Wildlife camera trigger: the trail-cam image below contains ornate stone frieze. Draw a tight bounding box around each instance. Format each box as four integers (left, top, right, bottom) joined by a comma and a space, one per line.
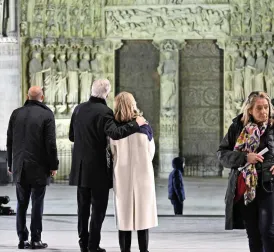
105, 0, 229, 6
20, 0, 103, 39
105, 6, 231, 39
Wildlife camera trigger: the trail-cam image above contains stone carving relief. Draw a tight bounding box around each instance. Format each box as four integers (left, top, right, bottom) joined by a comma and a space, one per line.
105, 0, 229, 5
254, 49, 266, 91
224, 41, 274, 132
20, 0, 103, 39
43, 51, 57, 110
265, 48, 274, 97
56, 52, 68, 110
243, 49, 255, 99
18, 0, 274, 176
25, 37, 119, 116
157, 40, 179, 117
79, 52, 92, 103
105, 6, 231, 38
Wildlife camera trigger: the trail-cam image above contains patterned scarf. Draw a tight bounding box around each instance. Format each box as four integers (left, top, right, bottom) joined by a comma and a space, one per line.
234, 121, 268, 205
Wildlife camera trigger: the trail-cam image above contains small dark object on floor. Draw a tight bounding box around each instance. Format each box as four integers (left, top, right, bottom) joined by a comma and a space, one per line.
0, 196, 15, 215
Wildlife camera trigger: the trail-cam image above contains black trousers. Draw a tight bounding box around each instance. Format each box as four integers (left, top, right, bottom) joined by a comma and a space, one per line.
239, 182, 274, 252
16, 182, 46, 242
171, 199, 184, 215
77, 186, 109, 250
119, 229, 149, 252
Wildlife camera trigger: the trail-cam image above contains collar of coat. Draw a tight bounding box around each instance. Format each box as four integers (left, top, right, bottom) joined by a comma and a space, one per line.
24, 100, 52, 112
89, 96, 107, 105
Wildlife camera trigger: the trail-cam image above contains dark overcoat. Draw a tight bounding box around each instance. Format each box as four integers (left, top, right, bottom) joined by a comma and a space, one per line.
217, 114, 274, 230
69, 96, 140, 189
6, 100, 59, 185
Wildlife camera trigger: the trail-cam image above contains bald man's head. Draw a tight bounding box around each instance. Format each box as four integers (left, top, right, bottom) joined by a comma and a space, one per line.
28, 86, 44, 102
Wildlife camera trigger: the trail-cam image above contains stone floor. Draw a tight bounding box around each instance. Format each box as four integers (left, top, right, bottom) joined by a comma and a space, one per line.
0, 216, 249, 252
0, 177, 228, 216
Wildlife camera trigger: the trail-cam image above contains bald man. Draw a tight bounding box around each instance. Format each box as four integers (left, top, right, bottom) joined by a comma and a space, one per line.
6, 86, 59, 249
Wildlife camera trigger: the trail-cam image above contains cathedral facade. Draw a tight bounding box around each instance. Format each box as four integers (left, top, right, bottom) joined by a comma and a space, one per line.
1, 0, 274, 178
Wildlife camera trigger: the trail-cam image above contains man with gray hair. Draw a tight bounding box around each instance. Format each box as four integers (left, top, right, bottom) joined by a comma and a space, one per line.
69, 79, 147, 252
7, 86, 59, 249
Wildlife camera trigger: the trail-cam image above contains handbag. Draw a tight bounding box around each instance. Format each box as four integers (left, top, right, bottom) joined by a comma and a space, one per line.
234, 172, 246, 203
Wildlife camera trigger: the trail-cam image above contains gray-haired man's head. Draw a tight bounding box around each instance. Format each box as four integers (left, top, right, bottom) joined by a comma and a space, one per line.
91, 79, 111, 100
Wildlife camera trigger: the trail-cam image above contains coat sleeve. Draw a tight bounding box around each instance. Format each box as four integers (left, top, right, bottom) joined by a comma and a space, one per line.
44, 112, 59, 171
173, 170, 185, 202
6, 111, 15, 171
103, 110, 140, 140
217, 123, 246, 168
110, 139, 117, 167
149, 138, 155, 160
69, 108, 76, 142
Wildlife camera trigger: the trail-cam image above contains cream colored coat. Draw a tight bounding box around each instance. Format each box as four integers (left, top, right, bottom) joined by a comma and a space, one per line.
110, 133, 158, 231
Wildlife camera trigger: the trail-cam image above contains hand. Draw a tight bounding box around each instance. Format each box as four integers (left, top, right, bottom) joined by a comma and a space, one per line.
7, 168, 12, 176
270, 166, 274, 175
247, 153, 264, 164
50, 170, 57, 177
136, 116, 148, 126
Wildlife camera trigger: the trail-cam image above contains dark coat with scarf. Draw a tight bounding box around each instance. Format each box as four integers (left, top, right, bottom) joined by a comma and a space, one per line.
217, 114, 274, 230
6, 100, 59, 185
69, 96, 140, 190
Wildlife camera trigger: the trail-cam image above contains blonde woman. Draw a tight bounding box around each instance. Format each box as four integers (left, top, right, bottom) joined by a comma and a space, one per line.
217, 91, 274, 252
110, 92, 158, 252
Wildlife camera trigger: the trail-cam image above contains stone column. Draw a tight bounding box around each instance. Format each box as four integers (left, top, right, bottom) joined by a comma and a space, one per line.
153, 39, 184, 178
9, 0, 16, 34
0, 38, 20, 150
99, 39, 123, 109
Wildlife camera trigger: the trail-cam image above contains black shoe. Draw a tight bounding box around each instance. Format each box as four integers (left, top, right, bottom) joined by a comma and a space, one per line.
89, 247, 106, 252
31, 241, 48, 249
18, 241, 30, 249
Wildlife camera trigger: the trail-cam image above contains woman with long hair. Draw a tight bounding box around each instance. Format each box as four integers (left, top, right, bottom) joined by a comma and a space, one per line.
217, 91, 274, 252
110, 92, 158, 252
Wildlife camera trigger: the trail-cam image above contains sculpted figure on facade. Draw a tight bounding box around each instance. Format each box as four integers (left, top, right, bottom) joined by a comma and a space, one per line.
231, 5, 241, 34
242, 8, 251, 34
46, 25, 57, 38
67, 52, 79, 107
233, 50, 245, 103
33, 8, 43, 23
254, 49, 266, 91
97, 40, 114, 73
157, 51, 177, 112
56, 53, 68, 108
29, 51, 44, 88
70, 6, 81, 37
79, 53, 92, 103
46, 10, 56, 28
262, 9, 272, 33
33, 22, 44, 37
221, 10, 230, 35
243, 50, 255, 99
57, 6, 68, 37
43, 52, 57, 107
91, 53, 103, 79
20, 22, 28, 37
265, 48, 274, 96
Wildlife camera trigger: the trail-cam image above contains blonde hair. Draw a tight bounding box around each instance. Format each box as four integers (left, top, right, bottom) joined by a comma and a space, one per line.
241, 91, 273, 125
114, 92, 142, 122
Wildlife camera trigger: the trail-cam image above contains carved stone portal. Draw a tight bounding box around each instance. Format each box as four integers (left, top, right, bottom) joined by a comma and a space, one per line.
179, 40, 223, 176
17, 0, 274, 178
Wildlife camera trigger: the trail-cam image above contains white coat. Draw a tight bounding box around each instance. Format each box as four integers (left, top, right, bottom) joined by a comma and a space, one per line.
110, 132, 158, 231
